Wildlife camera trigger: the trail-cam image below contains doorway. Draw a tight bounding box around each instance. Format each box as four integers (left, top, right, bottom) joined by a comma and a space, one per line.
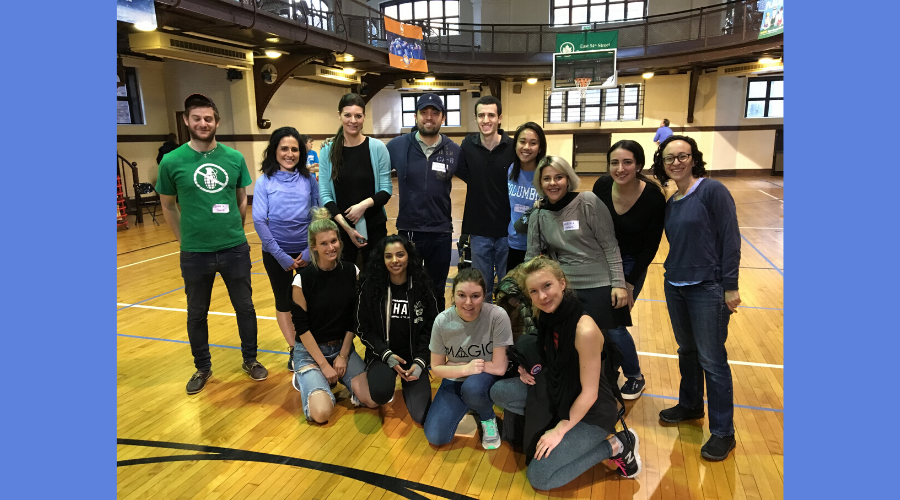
572, 133, 611, 174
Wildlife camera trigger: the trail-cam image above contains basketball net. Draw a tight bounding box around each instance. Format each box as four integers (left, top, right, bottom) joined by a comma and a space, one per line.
574, 77, 592, 100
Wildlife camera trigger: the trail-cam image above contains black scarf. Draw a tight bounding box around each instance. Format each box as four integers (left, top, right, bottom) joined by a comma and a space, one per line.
537, 293, 583, 420
544, 191, 577, 212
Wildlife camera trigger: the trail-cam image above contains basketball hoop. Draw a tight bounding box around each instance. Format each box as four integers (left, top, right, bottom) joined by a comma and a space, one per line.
574, 77, 592, 100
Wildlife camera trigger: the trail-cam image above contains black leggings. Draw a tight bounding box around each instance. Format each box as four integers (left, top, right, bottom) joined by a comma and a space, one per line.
261, 251, 302, 312
366, 358, 432, 424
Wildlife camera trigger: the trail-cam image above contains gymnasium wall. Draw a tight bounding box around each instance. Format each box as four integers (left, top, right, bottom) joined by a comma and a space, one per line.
117, 56, 780, 194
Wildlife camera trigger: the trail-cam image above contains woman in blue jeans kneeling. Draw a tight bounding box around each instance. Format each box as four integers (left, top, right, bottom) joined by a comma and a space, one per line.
591, 140, 665, 399
425, 268, 513, 450
650, 135, 741, 462
290, 208, 377, 423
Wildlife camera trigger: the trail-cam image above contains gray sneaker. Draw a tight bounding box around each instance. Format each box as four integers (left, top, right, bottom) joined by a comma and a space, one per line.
242, 360, 268, 381
186, 370, 212, 395
480, 417, 501, 450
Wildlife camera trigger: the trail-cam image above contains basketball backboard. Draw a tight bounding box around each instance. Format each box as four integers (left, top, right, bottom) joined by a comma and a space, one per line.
552, 48, 617, 91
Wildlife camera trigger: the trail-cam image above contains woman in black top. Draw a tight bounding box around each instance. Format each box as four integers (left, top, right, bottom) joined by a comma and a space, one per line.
318, 93, 393, 268
290, 208, 378, 424
490, 256, 641, 490
356, 235, 440, 424
591, 140, 666, 400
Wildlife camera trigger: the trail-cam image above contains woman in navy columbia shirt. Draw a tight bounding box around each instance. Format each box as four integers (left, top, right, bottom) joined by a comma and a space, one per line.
650, 135, 741, 463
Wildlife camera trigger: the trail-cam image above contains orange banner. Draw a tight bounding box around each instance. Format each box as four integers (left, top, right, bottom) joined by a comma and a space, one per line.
384, 16, 428, 72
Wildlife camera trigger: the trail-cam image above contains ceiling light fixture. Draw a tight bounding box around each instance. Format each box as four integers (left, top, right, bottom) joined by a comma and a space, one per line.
526, 77, 538, 84
134, 22, 157, 32
642, 72, 654, 79
759, 57, 775, 64
265, 37, 280, 43
423, 75, 436, 82
265, 49, 285, 58
343, 67, 357, 75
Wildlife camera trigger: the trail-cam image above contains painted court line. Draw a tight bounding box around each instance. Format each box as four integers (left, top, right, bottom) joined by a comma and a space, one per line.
118, 232, 256, 270
757, 189, 781, 201
115, 332, 785, 413
117, 251, 180, 270
740, 233, 784, 277
117, 303, 782, 369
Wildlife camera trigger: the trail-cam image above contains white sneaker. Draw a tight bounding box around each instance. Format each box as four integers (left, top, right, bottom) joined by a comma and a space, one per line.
480, 417, 501, 450
350, 394, 363, 407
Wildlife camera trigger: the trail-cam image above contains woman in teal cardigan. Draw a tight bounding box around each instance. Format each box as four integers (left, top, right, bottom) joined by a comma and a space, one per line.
318, 93, 393, 268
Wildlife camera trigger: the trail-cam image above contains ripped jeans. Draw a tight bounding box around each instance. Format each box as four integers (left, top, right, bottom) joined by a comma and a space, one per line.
292, 342, 366, 420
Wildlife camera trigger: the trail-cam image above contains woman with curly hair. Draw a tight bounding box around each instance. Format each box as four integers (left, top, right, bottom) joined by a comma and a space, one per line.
355, 235, 441, 424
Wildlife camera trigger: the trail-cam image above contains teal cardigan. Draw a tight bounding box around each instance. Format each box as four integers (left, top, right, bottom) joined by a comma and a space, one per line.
318, 137, 393, 217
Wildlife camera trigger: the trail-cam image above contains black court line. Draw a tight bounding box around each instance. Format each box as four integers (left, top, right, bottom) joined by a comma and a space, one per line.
117, 239, 178, 256
117, 438, 477, 500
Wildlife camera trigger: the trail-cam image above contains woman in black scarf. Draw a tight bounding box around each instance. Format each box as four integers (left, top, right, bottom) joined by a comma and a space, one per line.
490, 256, 642, 490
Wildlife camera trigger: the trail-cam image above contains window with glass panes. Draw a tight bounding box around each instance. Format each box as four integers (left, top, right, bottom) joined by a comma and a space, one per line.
381, 1, 460, 36
745, 76, 783, 118
117, 67, 144, 125
547, 84, 640, 123
401, 92, 461, 128
551, 0, 646, 26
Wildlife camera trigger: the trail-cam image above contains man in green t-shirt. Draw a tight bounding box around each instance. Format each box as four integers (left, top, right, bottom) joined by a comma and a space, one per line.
156, 93, 268, 395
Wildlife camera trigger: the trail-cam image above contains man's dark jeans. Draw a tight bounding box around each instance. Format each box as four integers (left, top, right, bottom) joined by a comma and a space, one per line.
180, 241, 258, 370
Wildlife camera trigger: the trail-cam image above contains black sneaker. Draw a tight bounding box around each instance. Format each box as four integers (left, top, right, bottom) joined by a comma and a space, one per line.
608, 429, 642, 478
659, 404, 705, 423
621, 377, 645, 400
701, 434, 736, 461
242, 360, 268, 381
186, 370, 212, 395
287, 346, 294, 371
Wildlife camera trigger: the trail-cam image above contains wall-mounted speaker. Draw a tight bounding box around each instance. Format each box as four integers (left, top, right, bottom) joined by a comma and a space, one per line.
513, 83, 523, 94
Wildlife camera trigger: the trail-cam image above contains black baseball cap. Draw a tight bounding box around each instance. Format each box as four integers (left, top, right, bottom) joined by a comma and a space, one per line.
416, 93, 445, 114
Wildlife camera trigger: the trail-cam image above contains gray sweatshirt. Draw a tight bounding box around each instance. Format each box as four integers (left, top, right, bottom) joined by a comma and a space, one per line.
525, 191, 626, 290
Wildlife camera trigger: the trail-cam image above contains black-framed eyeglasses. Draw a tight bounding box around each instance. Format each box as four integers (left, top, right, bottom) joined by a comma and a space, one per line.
663, 153, 692, 165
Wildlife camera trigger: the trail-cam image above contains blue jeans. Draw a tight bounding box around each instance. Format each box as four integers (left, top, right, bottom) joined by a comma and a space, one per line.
608, 256, 647, 379
180, 241, 257, 371
469, 236, 509, 303
664, 280, 735, 437
292, 342, 366, 420
401, 230, 451, 311
423, 372, 499, 445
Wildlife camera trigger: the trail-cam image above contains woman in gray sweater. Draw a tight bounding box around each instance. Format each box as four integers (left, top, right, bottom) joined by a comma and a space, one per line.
525, 156, 630, 333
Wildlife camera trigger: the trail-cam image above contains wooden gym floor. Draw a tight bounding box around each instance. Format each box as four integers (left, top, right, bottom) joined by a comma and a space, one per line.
117, 175, 784, 500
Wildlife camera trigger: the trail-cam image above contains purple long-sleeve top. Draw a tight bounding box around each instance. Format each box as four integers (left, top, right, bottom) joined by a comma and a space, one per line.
252, 169, 320, 269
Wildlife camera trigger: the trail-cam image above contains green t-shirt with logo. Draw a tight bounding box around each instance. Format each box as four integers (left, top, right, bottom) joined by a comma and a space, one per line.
156, 143, 252, 252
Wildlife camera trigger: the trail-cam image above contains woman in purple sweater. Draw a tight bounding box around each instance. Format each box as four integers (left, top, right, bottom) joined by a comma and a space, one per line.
253, 127, 320, 370
649, 135, 741, 462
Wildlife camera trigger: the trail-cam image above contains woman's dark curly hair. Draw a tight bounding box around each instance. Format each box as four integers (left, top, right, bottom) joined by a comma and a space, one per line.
360, 234, 433, 299
260, 126, 310, 178
649, 134, 707, 184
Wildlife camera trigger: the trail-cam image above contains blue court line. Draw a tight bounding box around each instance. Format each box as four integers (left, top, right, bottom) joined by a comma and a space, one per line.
117, 286, 184, 312
116, 333, 784, 413
117, 333, 287, 355
641, 392, 783, 413
740, 233, 784, 277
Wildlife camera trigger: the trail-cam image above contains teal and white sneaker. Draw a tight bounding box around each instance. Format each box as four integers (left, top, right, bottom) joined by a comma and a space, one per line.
480, 417, 501, 450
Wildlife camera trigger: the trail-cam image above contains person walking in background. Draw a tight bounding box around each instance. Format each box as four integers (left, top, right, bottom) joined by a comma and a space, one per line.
654, 119, 673, 146
459, 96, 517, 302
591, 140, 665, 400
300, 134, 319, 174
387, 93, 465, 310
253, 126, 320, 372
156, 93, 268, 395
319, 93, 393, 269
156, 133, 179, 165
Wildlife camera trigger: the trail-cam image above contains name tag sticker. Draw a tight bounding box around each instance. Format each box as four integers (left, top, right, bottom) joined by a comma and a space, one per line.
514, 204, 529, 213
432, 162, 447, 172
212, 204, 230, 214
563, 220, 579, 231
